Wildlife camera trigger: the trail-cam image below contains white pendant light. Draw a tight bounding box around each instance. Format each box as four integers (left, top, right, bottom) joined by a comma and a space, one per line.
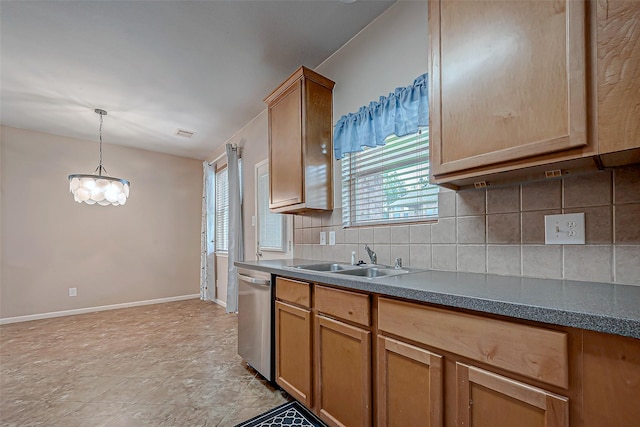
68, 109, 130, 206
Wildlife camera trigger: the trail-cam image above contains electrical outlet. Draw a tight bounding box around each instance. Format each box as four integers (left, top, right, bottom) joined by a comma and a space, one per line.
329, 231, 336, 246
544, 213, 585, 244
69, 288, 77, 297
320, 231, 327, 246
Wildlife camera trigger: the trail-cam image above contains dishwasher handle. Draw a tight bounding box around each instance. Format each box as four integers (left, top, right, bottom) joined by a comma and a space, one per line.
238, 273, 270, 286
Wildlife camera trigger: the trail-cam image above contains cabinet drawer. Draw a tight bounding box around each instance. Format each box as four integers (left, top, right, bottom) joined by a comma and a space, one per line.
315, 286, 370, 327
378, 298, 568, 388
276, 277, 311, 308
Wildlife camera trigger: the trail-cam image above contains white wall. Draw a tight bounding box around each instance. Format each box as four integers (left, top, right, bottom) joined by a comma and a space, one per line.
316, 0, 429, 208
1, 126, 203, 319
316, 1, 429, 122
216, 1, 428, 262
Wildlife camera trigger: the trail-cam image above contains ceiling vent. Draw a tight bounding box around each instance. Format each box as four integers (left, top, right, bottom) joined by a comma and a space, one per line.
175, 129, 195, 139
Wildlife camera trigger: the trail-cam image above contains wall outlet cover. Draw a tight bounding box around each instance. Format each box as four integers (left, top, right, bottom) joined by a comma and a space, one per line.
320, 231, 327, 246
329, 231, 336, 245
544, 213, 586, 244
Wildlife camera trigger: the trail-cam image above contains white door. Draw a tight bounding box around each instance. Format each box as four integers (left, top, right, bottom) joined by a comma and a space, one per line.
255, 160, 293, 260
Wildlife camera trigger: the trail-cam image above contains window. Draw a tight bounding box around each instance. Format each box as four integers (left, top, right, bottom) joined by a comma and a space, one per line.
215, 167, 229, 253
341, 128, 438, 227
257, 163, 286, 252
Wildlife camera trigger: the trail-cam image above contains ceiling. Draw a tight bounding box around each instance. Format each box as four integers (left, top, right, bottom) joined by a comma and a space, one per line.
1, 0, 394, 160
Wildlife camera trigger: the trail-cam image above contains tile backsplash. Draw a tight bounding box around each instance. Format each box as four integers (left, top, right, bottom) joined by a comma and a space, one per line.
293, 166, 640, 286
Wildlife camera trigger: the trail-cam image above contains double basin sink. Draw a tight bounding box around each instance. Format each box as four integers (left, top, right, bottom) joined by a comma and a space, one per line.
287, 262, 417, 279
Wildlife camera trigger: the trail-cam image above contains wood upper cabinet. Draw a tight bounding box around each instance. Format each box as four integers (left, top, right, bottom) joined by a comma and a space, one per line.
265, 66, 335, 213
429, 0, 592, 188
596, 0, 640, 165
377, 335, 443, 427
457, 364, 569, 427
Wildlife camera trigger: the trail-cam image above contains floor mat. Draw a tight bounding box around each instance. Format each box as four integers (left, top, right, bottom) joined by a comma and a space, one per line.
234, 401, 326, 427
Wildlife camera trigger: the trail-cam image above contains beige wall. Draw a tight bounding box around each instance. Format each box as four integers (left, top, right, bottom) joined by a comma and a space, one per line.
1, 126, 203, 319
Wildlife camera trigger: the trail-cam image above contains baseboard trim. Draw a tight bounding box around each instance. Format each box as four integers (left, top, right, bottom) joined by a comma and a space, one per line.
0, 294, 200, 325
212, 298, 227, 308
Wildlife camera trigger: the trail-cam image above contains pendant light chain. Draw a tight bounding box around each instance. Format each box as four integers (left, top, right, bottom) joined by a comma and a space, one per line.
98, 111, 103, 175
95, 108, 108, 176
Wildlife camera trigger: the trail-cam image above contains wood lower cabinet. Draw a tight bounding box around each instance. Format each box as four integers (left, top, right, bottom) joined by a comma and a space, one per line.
273, 277, 639, 427
377, 298, 569, 389
378, 297, 571, 427
582, 330, 640, 427
274, 277, 314, 408
315, 315, 371, 427
274, 301, 312, 406
377, 335, 443, 427
457, 364, 569, 427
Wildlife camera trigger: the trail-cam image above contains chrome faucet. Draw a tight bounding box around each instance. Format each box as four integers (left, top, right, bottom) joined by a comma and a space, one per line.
364, 244, 377, 265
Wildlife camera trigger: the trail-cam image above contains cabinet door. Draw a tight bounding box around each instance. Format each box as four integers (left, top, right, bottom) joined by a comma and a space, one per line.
430, 0, 587, 179
275, 300, 312, 407
377, 335, 443, 427
582, 330, 640, 427
596, 0, 640, 156
269, 81, 303, 209
457, 363, 569, 427
316, 315, 371, 427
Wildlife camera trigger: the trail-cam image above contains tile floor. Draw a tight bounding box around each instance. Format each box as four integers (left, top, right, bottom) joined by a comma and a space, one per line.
0, 299, 287, 426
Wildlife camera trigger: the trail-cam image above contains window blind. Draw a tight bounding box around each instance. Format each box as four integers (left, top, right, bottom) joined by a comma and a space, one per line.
341, 128, 438, 227
258, 172, 285, 251
215, 167, 229, 252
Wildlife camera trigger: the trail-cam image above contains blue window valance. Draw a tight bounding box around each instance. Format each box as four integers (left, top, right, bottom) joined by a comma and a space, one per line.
333, 73, 429, 160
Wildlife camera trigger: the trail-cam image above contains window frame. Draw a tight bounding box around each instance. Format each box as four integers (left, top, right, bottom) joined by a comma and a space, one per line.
341, 127, 438, 228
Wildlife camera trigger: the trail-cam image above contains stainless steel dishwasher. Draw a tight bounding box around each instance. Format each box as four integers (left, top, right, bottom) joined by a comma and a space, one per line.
237, 268, 272, 381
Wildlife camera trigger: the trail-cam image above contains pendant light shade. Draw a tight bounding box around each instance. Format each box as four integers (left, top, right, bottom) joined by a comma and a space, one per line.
68, 109, 130, 206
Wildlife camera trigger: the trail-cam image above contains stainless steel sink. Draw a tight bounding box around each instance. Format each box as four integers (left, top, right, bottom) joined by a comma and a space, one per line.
289, 263, 359, 272
333, 267, 411, 278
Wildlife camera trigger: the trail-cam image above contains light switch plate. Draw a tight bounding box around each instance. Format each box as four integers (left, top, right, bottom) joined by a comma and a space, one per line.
320, 231, 327, 246
544, 213, 585, 244
329, 231, 336, 245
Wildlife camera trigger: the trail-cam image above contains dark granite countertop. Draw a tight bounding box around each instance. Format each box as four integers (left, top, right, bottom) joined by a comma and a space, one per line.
236, 258, 640, 339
